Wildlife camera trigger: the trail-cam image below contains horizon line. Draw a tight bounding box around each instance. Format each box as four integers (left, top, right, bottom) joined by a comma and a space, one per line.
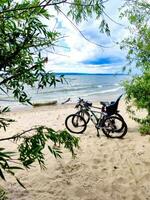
55, 72, 128, 75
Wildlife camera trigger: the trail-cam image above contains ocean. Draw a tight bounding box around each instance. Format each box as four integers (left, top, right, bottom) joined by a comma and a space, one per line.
0, 74, 130, 109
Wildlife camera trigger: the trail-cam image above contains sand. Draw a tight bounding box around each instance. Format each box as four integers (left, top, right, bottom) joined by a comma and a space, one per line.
0, 100, 150, 200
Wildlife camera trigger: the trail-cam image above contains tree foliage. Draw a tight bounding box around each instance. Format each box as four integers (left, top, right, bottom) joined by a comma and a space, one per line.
0, 0, 109, 102
0, 0, 109, 187
0, 127, 79, 187
120, 0, 150, 134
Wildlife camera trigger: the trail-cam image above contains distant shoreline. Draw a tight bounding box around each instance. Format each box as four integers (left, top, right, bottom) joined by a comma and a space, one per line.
55, 72, 128, 76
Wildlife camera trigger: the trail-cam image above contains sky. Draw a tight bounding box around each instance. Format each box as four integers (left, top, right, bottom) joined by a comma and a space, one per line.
45, 0, 130, 74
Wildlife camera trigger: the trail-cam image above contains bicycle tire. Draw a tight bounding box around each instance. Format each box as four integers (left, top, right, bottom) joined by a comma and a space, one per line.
112, 113, 127, 132
114, 113, 124, 121
65, 114, 87, 134
75, 110, 90, 124
102, 116, 128, 138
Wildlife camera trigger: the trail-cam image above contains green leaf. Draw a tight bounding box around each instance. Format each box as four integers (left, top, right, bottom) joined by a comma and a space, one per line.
8, 166, 23, 170
0, 169, 5, 181
16, 177, 26, 189
1, 107, 10, 113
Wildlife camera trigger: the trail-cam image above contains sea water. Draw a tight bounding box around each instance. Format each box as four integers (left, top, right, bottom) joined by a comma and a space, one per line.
0, 74, 130, 108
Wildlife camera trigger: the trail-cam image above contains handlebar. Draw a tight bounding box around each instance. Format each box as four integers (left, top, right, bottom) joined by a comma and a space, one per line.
75, 98, 92, 108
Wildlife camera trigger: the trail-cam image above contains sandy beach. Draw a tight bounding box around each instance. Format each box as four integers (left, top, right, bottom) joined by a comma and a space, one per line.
0, 100, 150, 200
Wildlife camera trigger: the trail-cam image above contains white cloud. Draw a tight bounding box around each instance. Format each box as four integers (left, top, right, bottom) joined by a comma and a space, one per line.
45, 0, 128, 74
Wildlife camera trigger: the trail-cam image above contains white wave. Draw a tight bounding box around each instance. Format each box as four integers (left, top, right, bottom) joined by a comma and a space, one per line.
99, 87, 123, 94
80, 87, 123, 97
97, 85, 102, 88
114, 83, 120, 86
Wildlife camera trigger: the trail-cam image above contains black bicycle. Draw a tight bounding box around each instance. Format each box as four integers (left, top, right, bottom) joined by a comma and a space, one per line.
65, 95, 128, 138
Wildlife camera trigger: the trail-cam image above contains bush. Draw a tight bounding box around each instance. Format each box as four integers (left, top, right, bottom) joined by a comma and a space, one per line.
120, 1, 150, 134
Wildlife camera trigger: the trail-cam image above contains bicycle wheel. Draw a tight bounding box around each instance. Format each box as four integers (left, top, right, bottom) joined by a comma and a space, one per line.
65, 114, 87, 134
75, 110, 90, 124
112, 113, 127, 132
102, 116, 127, 138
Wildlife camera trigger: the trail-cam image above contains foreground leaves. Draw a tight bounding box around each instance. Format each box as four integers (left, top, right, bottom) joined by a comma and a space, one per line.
0, 127, 79, 187
18, 127, 79, 169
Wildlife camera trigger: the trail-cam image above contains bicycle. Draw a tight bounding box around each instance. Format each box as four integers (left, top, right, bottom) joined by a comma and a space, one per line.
65, 95, 128, 138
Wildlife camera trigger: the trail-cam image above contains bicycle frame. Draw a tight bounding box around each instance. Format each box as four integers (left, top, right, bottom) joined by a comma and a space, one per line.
76, 103, 106, 127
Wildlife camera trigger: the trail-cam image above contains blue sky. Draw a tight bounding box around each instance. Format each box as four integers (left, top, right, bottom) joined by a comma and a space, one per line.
45, 0, 129, 74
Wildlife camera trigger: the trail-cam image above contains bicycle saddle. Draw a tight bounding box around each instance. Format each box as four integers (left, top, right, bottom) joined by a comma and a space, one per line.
100, 101, 109, 106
